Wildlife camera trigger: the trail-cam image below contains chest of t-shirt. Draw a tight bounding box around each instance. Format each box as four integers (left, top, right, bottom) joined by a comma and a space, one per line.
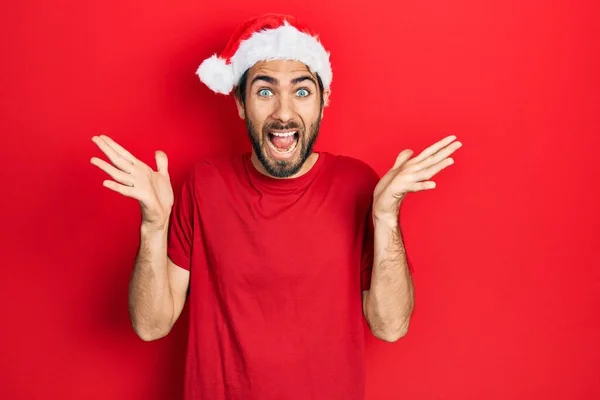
198, 188, 364, 298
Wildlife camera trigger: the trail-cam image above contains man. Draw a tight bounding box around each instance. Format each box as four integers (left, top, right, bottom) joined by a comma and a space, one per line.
90, 13, 461, 400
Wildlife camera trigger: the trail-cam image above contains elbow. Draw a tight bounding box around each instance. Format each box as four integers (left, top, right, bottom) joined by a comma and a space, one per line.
135, 329, 168, 342
363, 293, 414, 343
131, 320, 172, 342
371, 320, 410, 343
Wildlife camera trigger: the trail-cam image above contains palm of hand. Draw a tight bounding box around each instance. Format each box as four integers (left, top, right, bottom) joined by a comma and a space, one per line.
91, 135, 174, 228
373, 135, 462, 218
139, 165, 174, 226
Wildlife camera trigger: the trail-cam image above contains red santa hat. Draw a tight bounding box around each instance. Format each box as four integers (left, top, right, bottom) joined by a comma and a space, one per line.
196, 13, 332, 95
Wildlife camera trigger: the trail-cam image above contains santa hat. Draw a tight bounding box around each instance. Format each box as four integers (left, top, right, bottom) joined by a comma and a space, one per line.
196, 13, 332, 95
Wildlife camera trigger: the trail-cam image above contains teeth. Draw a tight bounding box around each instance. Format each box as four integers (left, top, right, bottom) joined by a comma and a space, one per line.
271, 131, 296, 137
268, 136, 298, 154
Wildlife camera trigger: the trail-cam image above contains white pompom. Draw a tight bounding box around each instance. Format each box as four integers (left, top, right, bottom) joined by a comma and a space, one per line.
196, 55, 235, 95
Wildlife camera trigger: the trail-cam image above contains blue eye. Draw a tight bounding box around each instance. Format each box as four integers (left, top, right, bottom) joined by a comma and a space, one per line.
296, 89, 310, 97
258, 89, 273, 97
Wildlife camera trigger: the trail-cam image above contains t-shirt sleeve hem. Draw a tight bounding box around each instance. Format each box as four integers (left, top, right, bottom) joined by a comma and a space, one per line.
168, 246, 191, 271
361, 267, 372, 292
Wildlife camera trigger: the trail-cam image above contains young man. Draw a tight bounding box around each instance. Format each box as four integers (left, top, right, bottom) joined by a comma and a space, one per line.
90, 13, 461, 400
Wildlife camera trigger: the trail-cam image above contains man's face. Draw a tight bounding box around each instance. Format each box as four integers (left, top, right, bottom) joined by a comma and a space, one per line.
235, 60, 330, 178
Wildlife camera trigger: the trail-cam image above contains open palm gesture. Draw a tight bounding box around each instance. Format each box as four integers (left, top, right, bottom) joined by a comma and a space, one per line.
90, 135, 174, 228
373, 135, 462, 219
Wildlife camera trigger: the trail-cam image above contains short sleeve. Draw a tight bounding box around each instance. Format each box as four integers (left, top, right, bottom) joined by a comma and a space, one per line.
359, 162, 379, 292
167, 167, 196, 271
360, 207, 375, 292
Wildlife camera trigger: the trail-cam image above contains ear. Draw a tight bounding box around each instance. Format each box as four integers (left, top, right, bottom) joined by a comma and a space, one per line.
321, 89, 331, 118
234, 89, 245, 120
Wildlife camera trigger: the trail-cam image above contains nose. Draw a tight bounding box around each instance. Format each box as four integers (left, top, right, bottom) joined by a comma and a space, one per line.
271, 95, 294, 123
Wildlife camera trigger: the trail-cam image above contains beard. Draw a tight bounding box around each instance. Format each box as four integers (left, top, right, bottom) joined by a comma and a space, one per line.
245, 113, 322, 178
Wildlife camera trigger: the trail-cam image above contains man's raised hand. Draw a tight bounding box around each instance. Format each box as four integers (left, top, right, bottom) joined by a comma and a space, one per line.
373, 135, 462, 220
90, 135, 174, 229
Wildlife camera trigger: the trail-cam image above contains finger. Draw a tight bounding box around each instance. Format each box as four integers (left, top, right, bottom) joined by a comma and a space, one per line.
377, 149, 414, 190
92, 136, 135, 173
392, 149, 413, 169
91, 157, 135, 187
413, 140, 462, 172
98, 135, 139, 164
415, 157, 455, 181
102, 180, 138, 198
155, 150, 169, 176
412, 181, 436, 191
410, 135, 458, 164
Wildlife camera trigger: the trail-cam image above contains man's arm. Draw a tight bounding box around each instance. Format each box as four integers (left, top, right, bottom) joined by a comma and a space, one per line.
129, 223, 190, 341
362, 215, 414, 343
89, 134, 191, 342
363, 135, 461, 342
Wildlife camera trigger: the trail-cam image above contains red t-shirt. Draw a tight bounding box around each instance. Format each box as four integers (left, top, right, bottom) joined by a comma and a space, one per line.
167, 150, 379, 400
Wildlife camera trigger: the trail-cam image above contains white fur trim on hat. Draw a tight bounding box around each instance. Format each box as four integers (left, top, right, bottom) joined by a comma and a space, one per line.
197, 21, 332, 94
196, 55, 236, 95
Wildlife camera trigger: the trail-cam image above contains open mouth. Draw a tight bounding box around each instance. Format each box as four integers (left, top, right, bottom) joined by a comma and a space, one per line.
267, 130, 299, 156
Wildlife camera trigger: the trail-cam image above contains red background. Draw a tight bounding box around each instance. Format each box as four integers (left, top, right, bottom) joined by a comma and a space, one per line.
2, 0, 599, 399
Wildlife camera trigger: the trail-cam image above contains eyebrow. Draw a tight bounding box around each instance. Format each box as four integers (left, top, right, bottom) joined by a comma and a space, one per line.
250, 75, 278, 86
291, 75, 317, 87
250, 75, 317, 87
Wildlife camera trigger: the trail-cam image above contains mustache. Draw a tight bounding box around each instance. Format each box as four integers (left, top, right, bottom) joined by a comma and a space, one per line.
263, 120, 303, 132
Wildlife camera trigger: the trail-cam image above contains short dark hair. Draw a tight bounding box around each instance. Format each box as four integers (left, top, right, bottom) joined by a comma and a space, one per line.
234, 68, 325, 109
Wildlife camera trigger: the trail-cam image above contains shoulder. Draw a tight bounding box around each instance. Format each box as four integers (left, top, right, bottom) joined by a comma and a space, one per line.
171, 154, 243, 202
182, 153, 244, 184
322, 152, 380, 188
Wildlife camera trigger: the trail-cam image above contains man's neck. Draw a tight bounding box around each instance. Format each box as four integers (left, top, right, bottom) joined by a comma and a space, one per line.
250, 151, 320, 179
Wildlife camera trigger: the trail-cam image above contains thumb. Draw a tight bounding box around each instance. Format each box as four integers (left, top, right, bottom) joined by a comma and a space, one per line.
393, 149, 413, 169
155, 150, 169, 175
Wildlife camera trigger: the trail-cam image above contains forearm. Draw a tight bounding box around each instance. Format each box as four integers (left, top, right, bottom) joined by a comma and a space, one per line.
364, 214, 414, 342
128, 222, 175, 341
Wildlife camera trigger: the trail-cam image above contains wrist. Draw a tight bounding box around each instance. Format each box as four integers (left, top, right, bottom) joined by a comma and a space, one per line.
373, 212, 399, 230
140, 220, 169, 235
